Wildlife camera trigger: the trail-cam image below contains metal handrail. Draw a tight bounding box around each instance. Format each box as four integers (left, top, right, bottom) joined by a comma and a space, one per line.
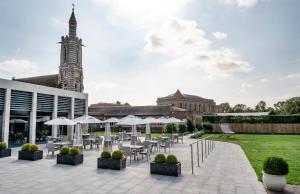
190, 135, 215, 174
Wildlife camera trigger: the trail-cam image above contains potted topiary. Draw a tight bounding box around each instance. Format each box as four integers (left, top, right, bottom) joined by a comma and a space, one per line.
150, 154, 181, 176
98, 150, 126, 170
262, 157, 289, 191
18, 144, 43, 161
0, 142, 11, 158
57, 147, 83, 165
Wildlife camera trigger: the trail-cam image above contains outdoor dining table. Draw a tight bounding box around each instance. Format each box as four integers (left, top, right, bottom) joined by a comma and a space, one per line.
53, 141, 71, 148
122, 144, 143, 160
83, 137, 95, 149
148, 140, 159, 152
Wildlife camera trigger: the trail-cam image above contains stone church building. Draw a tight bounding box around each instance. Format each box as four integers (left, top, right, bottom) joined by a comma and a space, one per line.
13, 7, 84, 92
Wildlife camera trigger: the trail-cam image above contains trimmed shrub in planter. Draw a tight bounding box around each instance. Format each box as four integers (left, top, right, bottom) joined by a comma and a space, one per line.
57, 147, 83, 166
98, 150, 126, 170
0, 142, 11, 158
18, 144, 43, 161
150, 154, 181, 177
262, 157, 289, 191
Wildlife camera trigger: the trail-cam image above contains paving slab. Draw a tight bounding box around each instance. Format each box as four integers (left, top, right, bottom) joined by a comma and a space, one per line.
0, 137, 266, 194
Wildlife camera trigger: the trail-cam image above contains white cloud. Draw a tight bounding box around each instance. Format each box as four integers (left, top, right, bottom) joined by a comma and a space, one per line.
281, 72, 300, 80
144, 17, 253, 78
50, 17, 66, 27
240, 82, 254, 93
222, 0, 258, 8
213, 32, 227, 40
0, 59, 38, 79
93, 0, 193, 27
260, 78, 269, 83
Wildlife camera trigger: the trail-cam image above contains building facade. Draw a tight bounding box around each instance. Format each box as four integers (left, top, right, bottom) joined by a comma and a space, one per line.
0, 8, 88, 146
157, 89, 223, 114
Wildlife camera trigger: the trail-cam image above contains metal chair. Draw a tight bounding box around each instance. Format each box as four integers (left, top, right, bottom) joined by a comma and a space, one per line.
46, 141, 58, 157
160, 140, 171, 153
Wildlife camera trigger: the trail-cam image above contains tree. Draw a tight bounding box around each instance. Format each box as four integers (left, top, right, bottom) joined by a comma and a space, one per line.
178, 123, 187, 134
220, 102, 231, 113
164, 123, 178, 133
274, 101, 285, 113
281, 97, 300, 115
186, 118, 195, 133
232, 104, 247, 112
255, 101, 267, 112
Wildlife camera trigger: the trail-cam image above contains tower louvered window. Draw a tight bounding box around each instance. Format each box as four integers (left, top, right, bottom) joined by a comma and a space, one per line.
37, 93, 54, 113
10, 90, 32, 111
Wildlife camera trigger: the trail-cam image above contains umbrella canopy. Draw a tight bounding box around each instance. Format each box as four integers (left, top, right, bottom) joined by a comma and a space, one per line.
73, 115, 102, 124
157, 117, 171, 124
104, 123, 112, 141
143, 117, 159, 124
117, 115, 144, 126
103, 117, 119, 123
168, 117, 183, 123
10, 119, 28, 124
45, 117, 76, 126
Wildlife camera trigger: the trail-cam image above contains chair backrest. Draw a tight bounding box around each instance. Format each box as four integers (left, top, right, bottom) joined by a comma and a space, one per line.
165, 140, 170, 148
46, 142, 55, 151
118, 142, 123, 149
121, 147, 131, 156
144, 141, 150, 149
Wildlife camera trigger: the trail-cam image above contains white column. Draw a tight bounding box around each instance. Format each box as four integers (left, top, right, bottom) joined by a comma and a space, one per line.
68, 97, 75, 140
2, 89, 11, 144
29, 92, 37, 144
52, 95, 58, 137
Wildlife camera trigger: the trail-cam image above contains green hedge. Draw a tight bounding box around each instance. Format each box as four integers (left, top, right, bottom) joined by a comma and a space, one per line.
203, 115, 300, 124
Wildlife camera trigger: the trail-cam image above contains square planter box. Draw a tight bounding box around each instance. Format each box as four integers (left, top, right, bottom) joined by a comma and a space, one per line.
18, 150, 43, 161
150, 162, 181, 177
0, 149, 11, 158
98, 157, 126, 170
57, 154, 83, 165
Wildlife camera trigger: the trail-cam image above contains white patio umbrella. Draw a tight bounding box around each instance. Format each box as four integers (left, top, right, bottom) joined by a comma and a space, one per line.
44, 117, 76, 137
73, 123, 83, 146
103, 117, 119, 123
168, 117, 183, 123
73, 115, 102, 124
117, 115, 144, 136
104, 123, 112, 141
45, 117, 76, 125
143, 117, 159, 135
36, 116, 51, 123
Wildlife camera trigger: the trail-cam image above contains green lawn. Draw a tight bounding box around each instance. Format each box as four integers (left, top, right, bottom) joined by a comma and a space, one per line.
205, 134, 300, 185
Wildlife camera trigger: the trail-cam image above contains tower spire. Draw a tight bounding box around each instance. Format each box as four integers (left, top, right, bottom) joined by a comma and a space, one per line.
69, 4, 77, 37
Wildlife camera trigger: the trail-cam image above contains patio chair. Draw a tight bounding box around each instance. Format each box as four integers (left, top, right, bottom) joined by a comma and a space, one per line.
94, 137, 103, 150
46, 141, 59, 157
118, 142, 123, 150
139, 145, 151, 161
177, 134, 184, 143
160, 140, 171, 153
121, 147, 134, 163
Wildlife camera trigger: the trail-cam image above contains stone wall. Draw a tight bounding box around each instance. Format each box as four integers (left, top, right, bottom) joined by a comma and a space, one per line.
212, 123, 300, 134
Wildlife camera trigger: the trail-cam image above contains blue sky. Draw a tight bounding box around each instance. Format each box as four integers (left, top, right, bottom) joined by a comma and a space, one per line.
0, 0, 299, 107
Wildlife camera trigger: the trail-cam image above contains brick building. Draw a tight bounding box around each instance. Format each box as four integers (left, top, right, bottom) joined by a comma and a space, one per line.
157, 89, 223, 114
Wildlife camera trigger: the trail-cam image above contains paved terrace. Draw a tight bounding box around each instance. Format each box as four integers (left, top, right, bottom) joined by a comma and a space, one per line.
0, 137, 266, 194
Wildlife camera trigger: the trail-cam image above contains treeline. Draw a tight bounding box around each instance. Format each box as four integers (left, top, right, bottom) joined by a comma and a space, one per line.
220, 97, 300, 115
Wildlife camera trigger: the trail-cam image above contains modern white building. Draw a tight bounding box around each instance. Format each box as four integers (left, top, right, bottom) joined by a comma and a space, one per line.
0, 78, 88, 146
0, 7, 88, 146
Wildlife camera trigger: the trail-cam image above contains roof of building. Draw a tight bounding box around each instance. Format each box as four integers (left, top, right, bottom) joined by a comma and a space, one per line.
13, 74, 59, 88
157, 89, 214, 102
89, 105, 187, 117
89, 101, 131, 108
